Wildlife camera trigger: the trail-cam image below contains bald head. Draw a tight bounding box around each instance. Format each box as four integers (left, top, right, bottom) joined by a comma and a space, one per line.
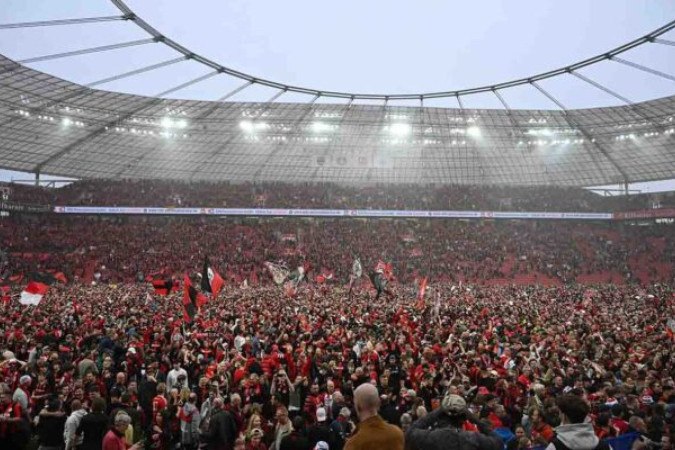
354, 383, 380, 421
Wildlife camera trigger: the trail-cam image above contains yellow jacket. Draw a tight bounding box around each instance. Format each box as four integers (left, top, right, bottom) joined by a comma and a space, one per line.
344, 415, 404, 450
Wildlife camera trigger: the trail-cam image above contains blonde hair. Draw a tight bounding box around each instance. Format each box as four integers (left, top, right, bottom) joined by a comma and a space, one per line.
246, 413, 263, 433
179, 387, 191, 403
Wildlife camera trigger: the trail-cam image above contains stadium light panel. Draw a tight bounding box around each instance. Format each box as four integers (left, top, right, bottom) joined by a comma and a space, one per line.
240, 120, 254, 132
466, 126, 481, 137
311, 121, 335, 133
240, 120, 268, 132
160, 117, 187, 129
62, 117, 72, 127
389, 123, 411, 136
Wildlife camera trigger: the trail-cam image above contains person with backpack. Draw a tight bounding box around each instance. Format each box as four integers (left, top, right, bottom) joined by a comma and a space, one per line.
546, 395, 610, 450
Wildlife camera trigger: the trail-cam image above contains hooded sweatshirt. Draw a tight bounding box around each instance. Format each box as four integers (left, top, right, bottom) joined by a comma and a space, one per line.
545, 423, 603, 450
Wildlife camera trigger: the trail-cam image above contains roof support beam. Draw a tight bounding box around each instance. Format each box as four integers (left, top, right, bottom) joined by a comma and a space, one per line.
18, 38, 157, 65
571, 71, 669, 135
0, 15, 127, 29
216, 81, 255, 102
570, 71, 633, 104
86, 56, 188, 87
154, 70, 220, 98
530, 80, 629, 183
265, 89, 287, 104
34, 71, 221, 173
0, 57, 188, 130
455, 94, 465, 110
610, 56, 675, 82
108, 0, 675, 101
653, 37, 675, 46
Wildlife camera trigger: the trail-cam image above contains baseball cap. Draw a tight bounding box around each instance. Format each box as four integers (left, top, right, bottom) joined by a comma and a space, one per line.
315, 442, 329, 450
441, 394, 467, 415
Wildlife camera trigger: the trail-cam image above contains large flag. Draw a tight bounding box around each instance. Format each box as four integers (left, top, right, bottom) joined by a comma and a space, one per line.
263, 262, 290, 286
201, 257, 224, 299
348, 258, 362, 296
416, 277, 428, 310
182, 276, 206, 323
20, 281, 49, 306
374, 260, 394, 279
351, 258, 363, 279
29, 272, 57, 286
151, 278, 174, 296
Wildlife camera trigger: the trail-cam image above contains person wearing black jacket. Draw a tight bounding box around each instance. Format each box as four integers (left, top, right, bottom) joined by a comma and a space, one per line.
405, 394, 502, 450
201, 398, 238, 450
37, 397, 67, 450
307, 407, 331, 448
77, 397, 109, 450
280, 416, 312, 450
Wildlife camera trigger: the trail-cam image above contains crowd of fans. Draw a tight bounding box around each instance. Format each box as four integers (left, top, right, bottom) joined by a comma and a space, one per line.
0, 281, 672, 450
1, 216, 673, 287
4, 180, 671, 212
0, 180, 673, 450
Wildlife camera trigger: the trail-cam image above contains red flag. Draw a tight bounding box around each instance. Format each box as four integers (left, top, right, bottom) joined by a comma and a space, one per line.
202, 258, 224, 299
416, 277, 428, 310
20, 281, 49, 306
53, 272, 68, 284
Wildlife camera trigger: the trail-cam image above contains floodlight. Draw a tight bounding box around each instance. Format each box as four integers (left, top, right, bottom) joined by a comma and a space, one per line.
311, 122, 334, 133
62, 117, 72, 127
389, 123, 411, 136
239, 120, 254, 132
466, 126, 481, 137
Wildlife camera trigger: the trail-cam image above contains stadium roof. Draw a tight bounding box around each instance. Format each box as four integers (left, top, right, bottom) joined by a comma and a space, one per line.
0, 5, 674, 186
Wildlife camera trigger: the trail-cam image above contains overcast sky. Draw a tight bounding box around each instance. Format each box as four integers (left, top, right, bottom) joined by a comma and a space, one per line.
1, 0, 674, 108
0, 1, 674, 188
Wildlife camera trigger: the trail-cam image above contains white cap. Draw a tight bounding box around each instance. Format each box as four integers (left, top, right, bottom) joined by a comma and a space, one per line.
316, 407, 327, 422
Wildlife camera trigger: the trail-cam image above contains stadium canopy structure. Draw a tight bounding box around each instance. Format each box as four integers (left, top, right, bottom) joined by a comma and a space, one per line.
0, 2, 674, 186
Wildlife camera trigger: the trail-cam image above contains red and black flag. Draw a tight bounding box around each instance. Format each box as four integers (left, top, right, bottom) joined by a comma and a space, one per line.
151, 277, 175, 296
183, 275, 206, 323
29, 272, 57, 285
201, 257, 224, 299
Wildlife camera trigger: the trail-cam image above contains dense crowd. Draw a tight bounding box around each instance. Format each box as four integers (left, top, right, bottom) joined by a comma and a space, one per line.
4, 180, 671, 212
0, 282, 673, 450
1, 216, 673, 287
